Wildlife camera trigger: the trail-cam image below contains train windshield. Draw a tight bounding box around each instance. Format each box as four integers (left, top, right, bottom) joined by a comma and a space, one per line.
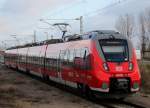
99, 39, 129, 62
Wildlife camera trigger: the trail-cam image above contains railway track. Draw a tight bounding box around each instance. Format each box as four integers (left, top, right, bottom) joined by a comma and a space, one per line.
8, 68, 146, 108
83, 95, 146, 108
95, 99, 146, 108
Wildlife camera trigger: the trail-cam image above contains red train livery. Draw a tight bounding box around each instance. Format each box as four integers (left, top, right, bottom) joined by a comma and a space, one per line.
4, 30, 141, 99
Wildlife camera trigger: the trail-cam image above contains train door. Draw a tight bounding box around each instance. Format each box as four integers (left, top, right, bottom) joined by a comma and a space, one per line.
80, 47, 90, 84
16, 48, 19, 69
57, 50, 65, 84
26, 47, 30, 72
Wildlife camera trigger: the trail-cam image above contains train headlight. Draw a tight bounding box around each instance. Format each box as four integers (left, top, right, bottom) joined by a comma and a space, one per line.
103, 62, 109, 71
129, 62, 133, 71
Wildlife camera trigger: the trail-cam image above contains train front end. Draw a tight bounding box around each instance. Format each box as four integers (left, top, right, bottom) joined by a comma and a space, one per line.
90, 31, 141, 98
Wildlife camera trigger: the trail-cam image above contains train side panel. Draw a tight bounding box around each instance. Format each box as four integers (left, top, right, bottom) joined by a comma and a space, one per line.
26, 46, 45, 77
17, 48, 28, 71
5, 49, 18, 68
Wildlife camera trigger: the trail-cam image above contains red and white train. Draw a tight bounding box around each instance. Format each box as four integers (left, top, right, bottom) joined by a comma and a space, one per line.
4, 30, 141, 99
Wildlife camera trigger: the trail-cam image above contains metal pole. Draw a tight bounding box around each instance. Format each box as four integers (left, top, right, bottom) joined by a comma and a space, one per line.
14, 37, 20, 46
2, 41, 6, 49
33, 30, 36, 43
44, 32, 49, 40
80, 16, 83, 34
51, 35, 53, 39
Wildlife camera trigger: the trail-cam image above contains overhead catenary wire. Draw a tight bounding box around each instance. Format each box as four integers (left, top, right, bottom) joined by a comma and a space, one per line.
44, 0, 86, 18
44, 0, 131, 34
45, 0, 128, 20
10, 0, 132, 46
83, 0, 129, 18
39, 0, 130, 28
46, 0, 129, 19
83, 0, 137, 30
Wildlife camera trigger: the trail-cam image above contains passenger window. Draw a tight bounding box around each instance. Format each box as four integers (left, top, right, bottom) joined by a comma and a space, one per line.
46, 57, 49, 70
48, 57, 51, 70
67, 50, 70, 62
61, 50, 68, 65
64, 50, 68, 62
68, 49, 74, 66
69, 50, 74, 62
75, 49, 81, 58
80, 48, 91, 70
54, 56, 57, 72
84, 48, 91, 70
40, 57, 42, 66
80, 49, 85, 59
74, 49, 81, 69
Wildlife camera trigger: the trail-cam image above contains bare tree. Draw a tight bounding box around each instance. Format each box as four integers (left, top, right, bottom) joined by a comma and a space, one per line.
145, 8, 150, 51
139, 13, 146, 57
145, 8, 150, 34
115, 14, 134, 39
148, 43, 150, 51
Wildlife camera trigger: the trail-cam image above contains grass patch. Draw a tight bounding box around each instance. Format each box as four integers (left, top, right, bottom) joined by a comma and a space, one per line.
0, 85, 17, 108
15, 100, 33, 108
0, 84, 16, 94
146, 64, 150, 71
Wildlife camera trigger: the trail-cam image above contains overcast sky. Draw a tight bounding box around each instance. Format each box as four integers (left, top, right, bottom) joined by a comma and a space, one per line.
0, 0, 150, 47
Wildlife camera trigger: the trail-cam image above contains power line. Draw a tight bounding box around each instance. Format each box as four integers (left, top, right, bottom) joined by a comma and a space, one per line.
35, 0, 131, 38
46, 0, 129, 19
45, 0, 85, 18
83, 0, 129, 17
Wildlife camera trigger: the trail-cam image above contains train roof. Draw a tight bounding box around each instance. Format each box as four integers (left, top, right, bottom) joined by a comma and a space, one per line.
7, 39, 63, 50
82, 30, 127, 40
7, 30, 128, 50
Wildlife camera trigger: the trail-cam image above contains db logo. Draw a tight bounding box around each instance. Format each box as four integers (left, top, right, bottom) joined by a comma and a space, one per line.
116, 66, 123, 71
